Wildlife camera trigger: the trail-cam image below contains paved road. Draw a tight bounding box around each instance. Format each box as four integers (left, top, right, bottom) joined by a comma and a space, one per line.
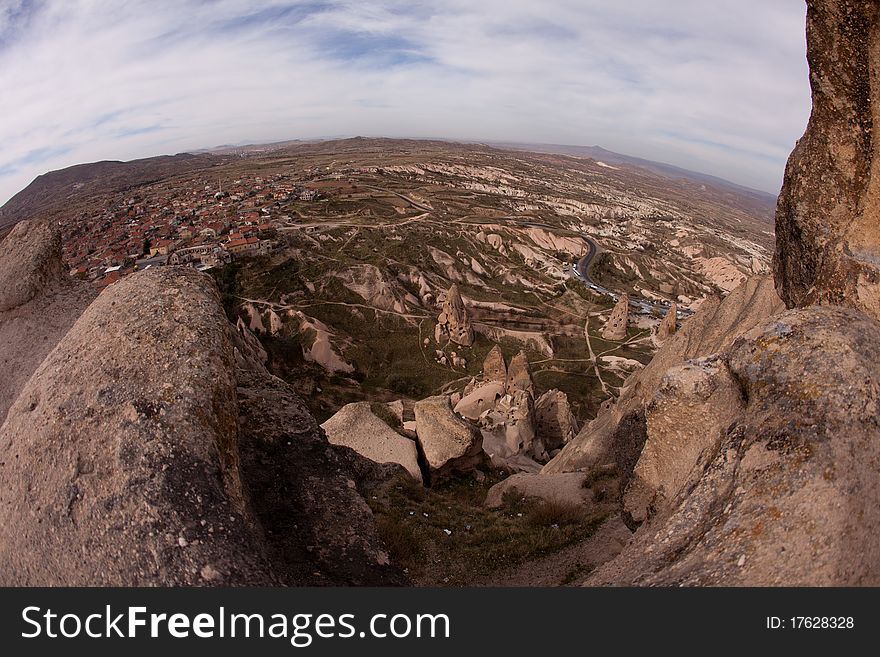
567, 232, 689, 319
515, 221, 676, 316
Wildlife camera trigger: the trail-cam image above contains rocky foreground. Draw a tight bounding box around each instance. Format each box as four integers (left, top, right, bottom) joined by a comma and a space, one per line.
0, 223, 406, 585
1, 0, 880, 587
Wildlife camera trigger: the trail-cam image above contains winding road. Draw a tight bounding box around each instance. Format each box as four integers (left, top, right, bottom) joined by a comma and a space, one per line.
569, 232, 688, 318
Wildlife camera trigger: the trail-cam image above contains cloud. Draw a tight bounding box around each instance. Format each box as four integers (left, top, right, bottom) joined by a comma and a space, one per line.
0, 0, 810, 204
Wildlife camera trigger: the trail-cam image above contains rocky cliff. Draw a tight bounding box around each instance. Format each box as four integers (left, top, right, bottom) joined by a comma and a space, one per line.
545, 275, 784, 475
590, 307, 880, 585
774, 0, 880, 318
571, 0, 880, 585
0, 219, 96, 424
0, 246, 405, 585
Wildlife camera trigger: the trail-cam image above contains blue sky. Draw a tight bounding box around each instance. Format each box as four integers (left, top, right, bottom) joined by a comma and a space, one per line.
0, 0, 811, 204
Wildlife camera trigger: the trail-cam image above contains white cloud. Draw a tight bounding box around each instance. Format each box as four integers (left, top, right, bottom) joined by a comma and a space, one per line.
0, 0, 810, 204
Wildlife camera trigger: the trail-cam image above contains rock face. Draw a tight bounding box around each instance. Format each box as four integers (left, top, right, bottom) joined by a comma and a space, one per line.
546, 275, 784, 474
321, 402, 422, 483
235, 367, 407, 586
482, 344, 507, 382
434, 283, 474, 346
534, 389, 579, 453
601, 294, 629, 340
590, 307, 880, 585
0, 219, 95, 424
414, 395, 484, 483
0, 267, 405, 585
774, 0, 880, 320
656, 302, 677, 341
0, 219, 65, 311
622, 357, 743, 525
505, 349, 534, 396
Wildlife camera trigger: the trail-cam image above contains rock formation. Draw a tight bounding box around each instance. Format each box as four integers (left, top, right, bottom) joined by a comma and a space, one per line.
0, 267, 405, 586
622, 357, 743, 525
321, 402, 422, 483
454, 381, 505, 420
571, 3, 880, 585
434, 283, 474, 346
656, 302, 677, 341
485, 472, 595, 509
413, 395, 484, 483
456, 348, 551, 470
546, 275, 783, 474
534, 389, 579, 453
482, 344, 507, 382
590, 307, 880, 585
0, 219, 65, 311
505, 349, 534, 396
601, 294, 629, 340
0, 219, 95, 424
774, 0, 880, 321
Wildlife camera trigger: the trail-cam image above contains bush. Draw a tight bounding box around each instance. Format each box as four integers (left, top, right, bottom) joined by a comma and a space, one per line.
525, 499, 590, 528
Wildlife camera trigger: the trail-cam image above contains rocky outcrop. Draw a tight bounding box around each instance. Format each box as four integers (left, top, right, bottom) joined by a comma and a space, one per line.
590, 307, 880, 585
545, 275, 783, 474
601, 294, 628, 340
534, 389, 579, 453
434, 283, 474, 346
0, 267, 405, 585
656, 302, 677, 341
414, 395, 484, 483
774, 0, 880, 320
482, 344, 507, 382
622, 357, 743, 525
485, 472, 593, 508
0, 219, 65, 312
321, 402, 422, 483
0, 219, 95, 424
505, 349, 534, 396
454, 381, 505, 420
235, 367, 407, 586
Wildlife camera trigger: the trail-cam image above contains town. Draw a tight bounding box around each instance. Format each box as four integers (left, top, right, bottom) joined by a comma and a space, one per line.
61, 169, 323, 289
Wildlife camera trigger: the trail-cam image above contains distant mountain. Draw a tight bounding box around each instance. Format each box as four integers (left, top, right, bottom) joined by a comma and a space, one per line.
489, 141, 778, 218
0, 153, 217, 229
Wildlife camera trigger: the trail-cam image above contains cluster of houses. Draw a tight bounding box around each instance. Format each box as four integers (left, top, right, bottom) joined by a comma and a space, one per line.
60, 172, 322, 290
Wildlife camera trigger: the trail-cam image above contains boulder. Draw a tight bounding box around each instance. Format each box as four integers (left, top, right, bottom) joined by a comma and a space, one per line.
656, 302, 677, 341
485, 472, 593, 508
482, 344, 507, 382
0, 219, 65, 312
534, 389, 579, 452
235, 372, 407, 586
414, 395, 484, 484
589, 307, 880, 585
774, 0, 880, 321
0, 219, 95, 424
622, 357, 744, 525
0, 268, 272, 585
601, 294, 629, 340
434, 283, 474, 346
321, 402, 422, 483
0, 267, 405, 586
454, 381, 505, 421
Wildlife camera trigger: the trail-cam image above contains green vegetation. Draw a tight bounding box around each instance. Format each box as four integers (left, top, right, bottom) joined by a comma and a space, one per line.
369, 474, 606, 585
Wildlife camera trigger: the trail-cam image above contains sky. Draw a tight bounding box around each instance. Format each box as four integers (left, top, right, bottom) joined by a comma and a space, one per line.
0, 0, 811, 205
